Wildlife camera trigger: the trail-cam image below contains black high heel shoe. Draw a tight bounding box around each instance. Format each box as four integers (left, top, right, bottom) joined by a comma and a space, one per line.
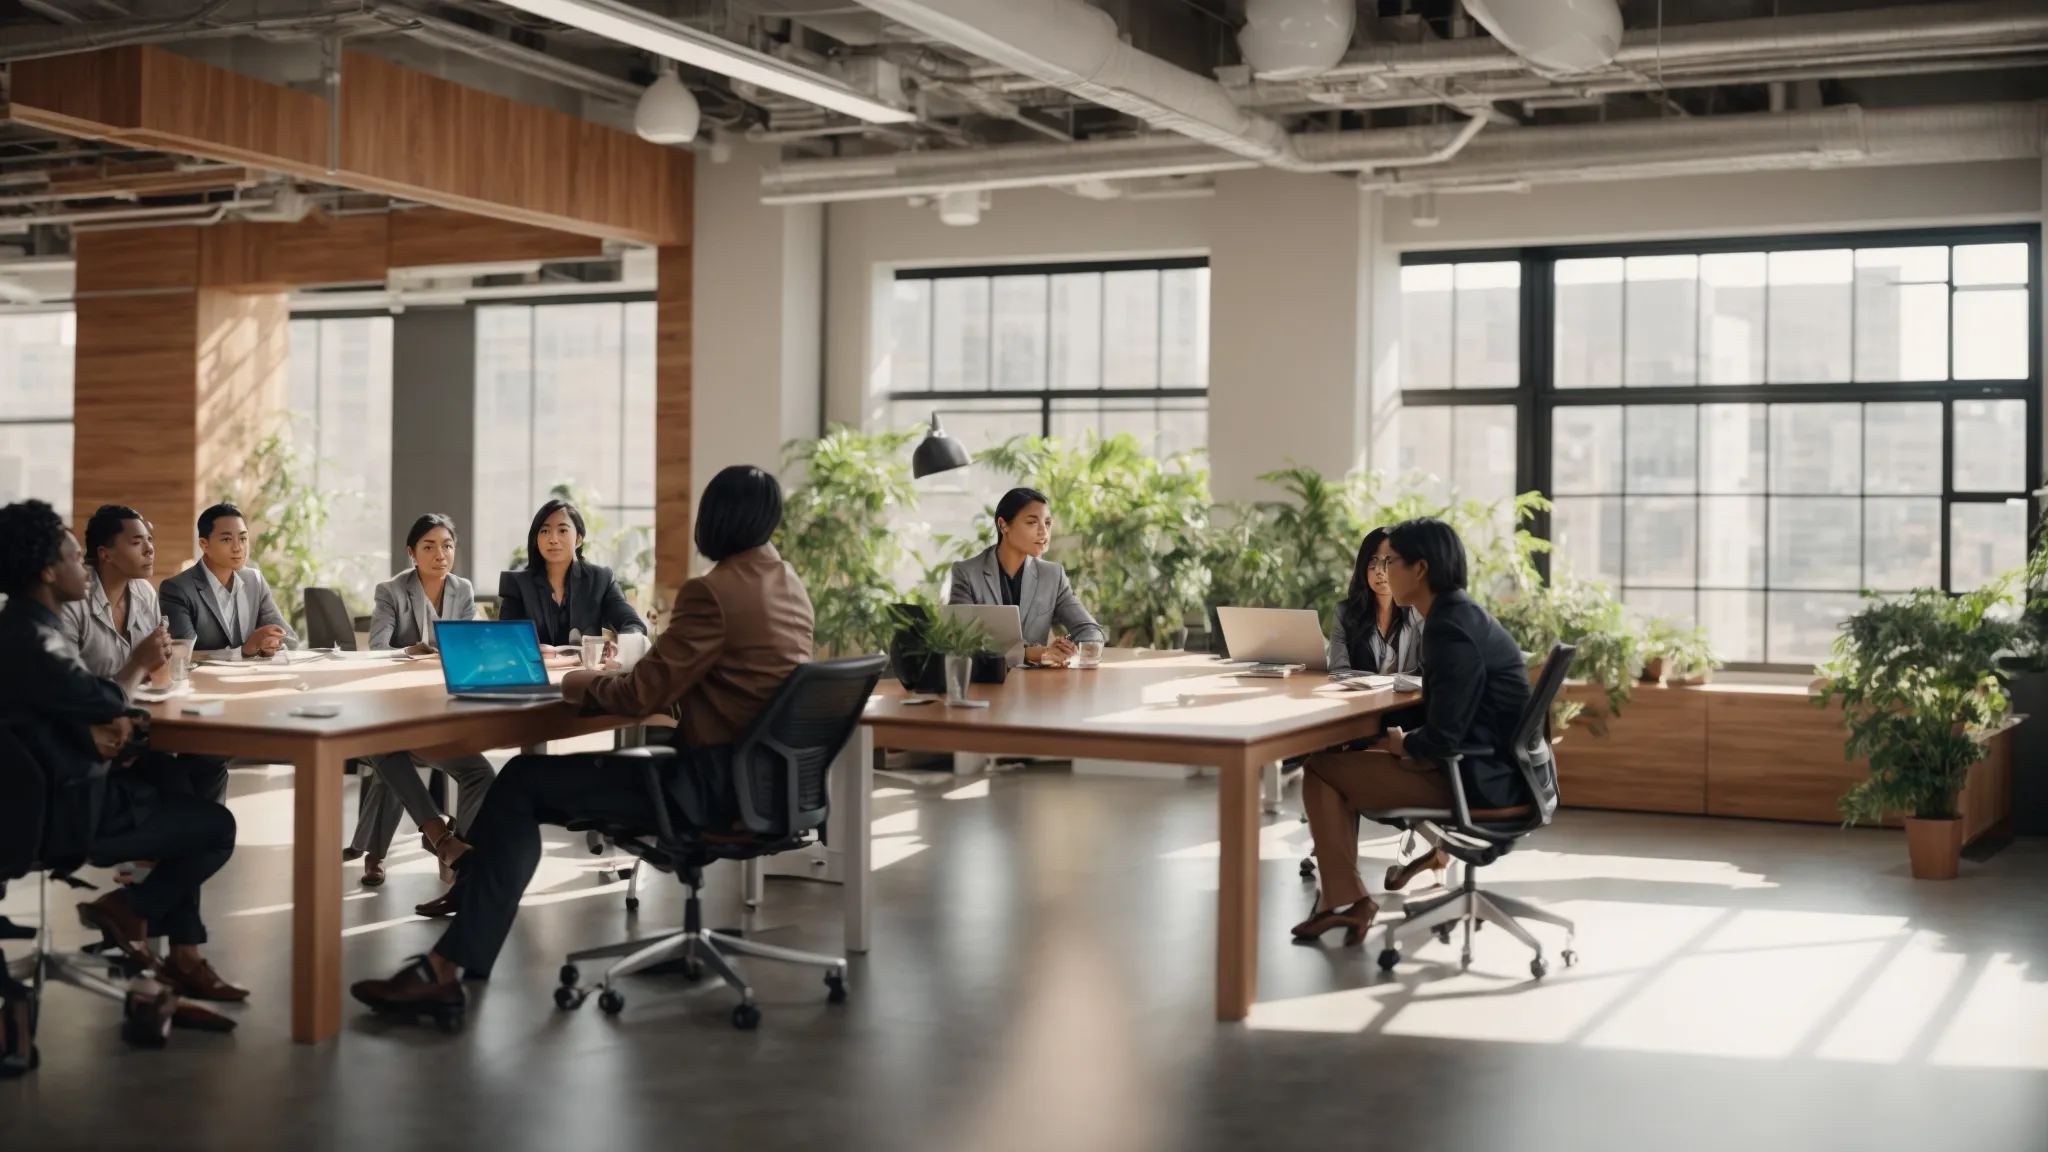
1290, 897, 1380, 947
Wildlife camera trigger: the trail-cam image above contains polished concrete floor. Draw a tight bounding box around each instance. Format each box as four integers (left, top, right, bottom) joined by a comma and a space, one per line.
4, 762, 2047, 1152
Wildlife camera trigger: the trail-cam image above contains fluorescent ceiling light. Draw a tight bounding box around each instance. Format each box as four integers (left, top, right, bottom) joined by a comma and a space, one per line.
486, 0, 918, 124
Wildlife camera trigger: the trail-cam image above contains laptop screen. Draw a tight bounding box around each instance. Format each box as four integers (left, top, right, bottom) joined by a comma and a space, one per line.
435, 621, 548, 692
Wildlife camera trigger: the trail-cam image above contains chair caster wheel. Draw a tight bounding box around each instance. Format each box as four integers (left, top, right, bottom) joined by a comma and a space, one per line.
554, 986, 586, 1011
825, 972, 847, 1003
1530, 957, 1548, 979
558, 964, 579, 988
1377, 948, 1400, 972
618, 867, 635, 880
1298, 859, 1316, 879
598, 989, 625, 1015
1560, 949, 1578, 968
731, 1003, 761, 1031
597, 869, 619, 885
1434, 925, 1453, 945
624, 897, 640, 912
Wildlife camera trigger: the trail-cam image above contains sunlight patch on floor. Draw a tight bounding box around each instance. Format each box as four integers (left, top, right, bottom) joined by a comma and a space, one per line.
943, 780, 991, 801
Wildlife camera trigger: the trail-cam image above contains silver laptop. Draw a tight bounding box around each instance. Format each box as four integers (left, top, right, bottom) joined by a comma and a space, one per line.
1215, 606, 1329, 672
435, 620, 561, 702
941, 603, 1027, 666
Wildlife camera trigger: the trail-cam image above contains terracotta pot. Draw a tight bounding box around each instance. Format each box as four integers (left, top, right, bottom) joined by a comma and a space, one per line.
1903, 816, 1965, 880
1640, 657, 1667, 684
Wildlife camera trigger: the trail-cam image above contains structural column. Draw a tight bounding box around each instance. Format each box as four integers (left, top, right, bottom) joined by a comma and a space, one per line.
389, 308, 478, 568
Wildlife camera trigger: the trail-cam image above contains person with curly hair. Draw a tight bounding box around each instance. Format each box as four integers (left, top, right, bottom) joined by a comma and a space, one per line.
0, 500, 250, 1012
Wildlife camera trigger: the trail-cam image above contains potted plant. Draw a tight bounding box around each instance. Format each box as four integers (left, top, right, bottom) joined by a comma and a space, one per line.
1640, 616, 1720, 685
1815, 581, 2033, 880
914, 611, 993, 707
774, 425, 921, 657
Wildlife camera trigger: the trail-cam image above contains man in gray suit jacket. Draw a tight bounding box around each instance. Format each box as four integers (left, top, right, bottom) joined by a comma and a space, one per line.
159, 503, 298, 656
947, 487, 1104, 666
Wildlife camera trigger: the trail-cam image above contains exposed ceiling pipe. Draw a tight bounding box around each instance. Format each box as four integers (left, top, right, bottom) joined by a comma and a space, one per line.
374, 5, 645, 106
761, 102, 2048, 204
0, 1, 378, 61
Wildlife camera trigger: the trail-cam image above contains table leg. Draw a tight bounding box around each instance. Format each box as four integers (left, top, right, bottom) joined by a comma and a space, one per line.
1216, 754, 1260, 1021
835, 726, 874, 954
291, 744, 346, 1044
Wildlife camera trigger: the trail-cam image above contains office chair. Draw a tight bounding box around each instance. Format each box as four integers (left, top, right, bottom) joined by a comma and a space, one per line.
0, 729, 167, 1054
554, 655, 885, 1030
1370, 644, 1579, 979
302, 587, 356, 651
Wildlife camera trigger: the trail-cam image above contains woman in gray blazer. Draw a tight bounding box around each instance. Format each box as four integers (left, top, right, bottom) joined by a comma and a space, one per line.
345, 515, 494, 913
947, 487, 1105, 666
1328, 526, 1425, 678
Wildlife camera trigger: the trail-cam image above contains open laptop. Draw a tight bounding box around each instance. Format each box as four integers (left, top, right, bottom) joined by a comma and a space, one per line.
435, 620, 561, 702
1214, 606, 1329, 673
941, 603, 1027, 667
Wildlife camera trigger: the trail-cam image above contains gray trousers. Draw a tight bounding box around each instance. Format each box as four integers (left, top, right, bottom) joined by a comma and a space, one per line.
348, 752, 496, 857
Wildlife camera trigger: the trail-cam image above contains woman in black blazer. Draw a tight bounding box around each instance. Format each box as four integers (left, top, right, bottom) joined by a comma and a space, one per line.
497, 499, 647, 649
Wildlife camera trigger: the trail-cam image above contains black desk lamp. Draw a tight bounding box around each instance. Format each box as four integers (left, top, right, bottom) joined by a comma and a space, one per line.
912, 412, 971, 479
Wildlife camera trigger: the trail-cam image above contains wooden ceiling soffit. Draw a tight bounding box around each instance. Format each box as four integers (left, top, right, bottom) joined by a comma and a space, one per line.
8, 46, 689, 246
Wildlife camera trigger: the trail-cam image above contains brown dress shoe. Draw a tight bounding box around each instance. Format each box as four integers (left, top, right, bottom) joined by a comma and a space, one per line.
120, 981, 175, 1050
413, 891, 458, 920
352, 955, 465, 1031
1290, 897, 1380, 947
77, 891, 160, 972
361, 854, 387, 888
1385, 847, 1450, 893
160, 954, 250, 1003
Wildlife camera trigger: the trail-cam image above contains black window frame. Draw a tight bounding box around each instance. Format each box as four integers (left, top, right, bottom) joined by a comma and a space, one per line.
1400, 224, 2043, 671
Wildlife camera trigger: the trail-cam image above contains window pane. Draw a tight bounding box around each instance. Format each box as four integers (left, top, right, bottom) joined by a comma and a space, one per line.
1551, 496, 1621, 585
622, 302, 657, 509
1553, 258, 1621, 389
990, 275, 1048, 391
0, 422, 73, 526
312, 317, 394, 578
0, 312, 74, 420
1551, 406, 1621, 495
1700, 403, 1767, 494
1769, 404, 1861, 494
1700, 590, 1764, 663
1625, 588, 1696, 628
1049, 273, 1102, 391
932, 278, 990, 390
1160, 267, 1209, 390
1454, 261, 1520, 389
1863, 498, 1941, 591
1625, 496, 1697, 587
1950, 501, 2027, 592
1953, 242, 2030, 286
1102, 269, 1161, 389
889, 279, 931, 392
1624, 405, 1697, 494
1862, 402, 1942, 495
288, 319, 318, 427
1399, 406, 1452, 502
1952, 288, 2029, 379
1954, 399, 2027, 492
1767, 592, 1860, 665
1625, 254, 1698, 386
1767, 249, 1852, 383
1700, 253, 1766, 385
1400, 264, 1452, 391
1451, 405, 1517, 504
1158, 398, 1208, 460
474, 306, 533, 581
1769, 496, 1861, 588
1854, 247, 1949, 382
1699, 496, 1765, 587
893, 398, 1043, 556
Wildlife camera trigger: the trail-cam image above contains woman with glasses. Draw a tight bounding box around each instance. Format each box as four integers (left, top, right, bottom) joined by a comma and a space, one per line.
1328, 527, 1424, 678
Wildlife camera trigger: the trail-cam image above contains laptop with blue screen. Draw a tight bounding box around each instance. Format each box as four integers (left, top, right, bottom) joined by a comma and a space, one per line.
435, 620, 561, 702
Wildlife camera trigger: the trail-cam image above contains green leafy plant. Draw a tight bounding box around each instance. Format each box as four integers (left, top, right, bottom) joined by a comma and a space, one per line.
775, 424, 921, 656
215, 433, 361, 632
892, 604, 993, 659
1815, 581, 2032, 823
1639, 615, 1721, 683
977, 432, 1211, 648
1487, 573, 1639, 733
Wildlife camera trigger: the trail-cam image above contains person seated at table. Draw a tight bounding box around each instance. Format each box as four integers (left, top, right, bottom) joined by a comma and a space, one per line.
1292, 517, 1532, 948
159, 502, 296, 658
947, 487, 1104, 666
0, 500, 248, 1010
497, 498, 646, 657
349, 465, 813, 1024
1328, 527, 1424, 678
60, 504, 228, 804
346, 514, 496, 908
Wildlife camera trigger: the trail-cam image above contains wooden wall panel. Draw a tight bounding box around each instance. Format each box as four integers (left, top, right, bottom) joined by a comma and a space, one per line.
1556, 684, 1708, 815
71, 293, 201, 564
193, 290, 292, 512
1705, 689, 1868, 823
72, 227, 199, 295
200, 216, 391, 290
386, 208, 604, 269
655, 244, 693, 599
1958, 725, 2015, 844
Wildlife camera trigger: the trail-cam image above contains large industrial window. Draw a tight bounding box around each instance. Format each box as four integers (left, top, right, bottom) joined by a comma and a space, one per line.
883, 258, 1210, 547
472, 300, 656, 596
1401, 228, 2040, 668
288, 316, 394, 595
0, 311, 75, 524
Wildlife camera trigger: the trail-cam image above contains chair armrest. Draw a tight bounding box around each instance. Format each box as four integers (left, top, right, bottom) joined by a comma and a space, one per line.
605, 745, 678, 843
1439, 751, 1477, 832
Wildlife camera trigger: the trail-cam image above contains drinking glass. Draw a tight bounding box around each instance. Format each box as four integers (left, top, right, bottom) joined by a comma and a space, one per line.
1075, 640, 1104, 668
168, 639, 194, 686
581, 635, 608, 671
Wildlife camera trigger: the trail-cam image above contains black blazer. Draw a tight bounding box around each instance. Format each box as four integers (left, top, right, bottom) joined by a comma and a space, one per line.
497, 562, 647, 647
0, 598, 129, 863
1400, 590, 1533, 811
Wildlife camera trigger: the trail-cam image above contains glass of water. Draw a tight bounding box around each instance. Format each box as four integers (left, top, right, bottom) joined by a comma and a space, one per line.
1075, 640, 1104, 668
168, 638, 194, 686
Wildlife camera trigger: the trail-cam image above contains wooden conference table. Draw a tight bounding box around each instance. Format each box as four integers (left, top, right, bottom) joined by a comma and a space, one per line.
142, 648, 1412, 1042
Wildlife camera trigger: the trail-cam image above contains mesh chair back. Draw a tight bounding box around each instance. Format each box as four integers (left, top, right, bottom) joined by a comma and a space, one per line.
1511, 644, 1576, 828
0, 727, 46, 883
732, 655, 886, 838
303, 588, 355, 650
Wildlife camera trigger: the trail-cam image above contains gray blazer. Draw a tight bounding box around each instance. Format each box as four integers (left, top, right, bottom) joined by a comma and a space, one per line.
1327, 604, 1425, 677
369, 568, 477, 650
160, 562, 299, 654
947, 545, 1105, 647
58, 570, 163, 679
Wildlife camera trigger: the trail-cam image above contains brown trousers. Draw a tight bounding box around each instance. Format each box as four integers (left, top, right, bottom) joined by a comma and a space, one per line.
1301, 750, 1455, 909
